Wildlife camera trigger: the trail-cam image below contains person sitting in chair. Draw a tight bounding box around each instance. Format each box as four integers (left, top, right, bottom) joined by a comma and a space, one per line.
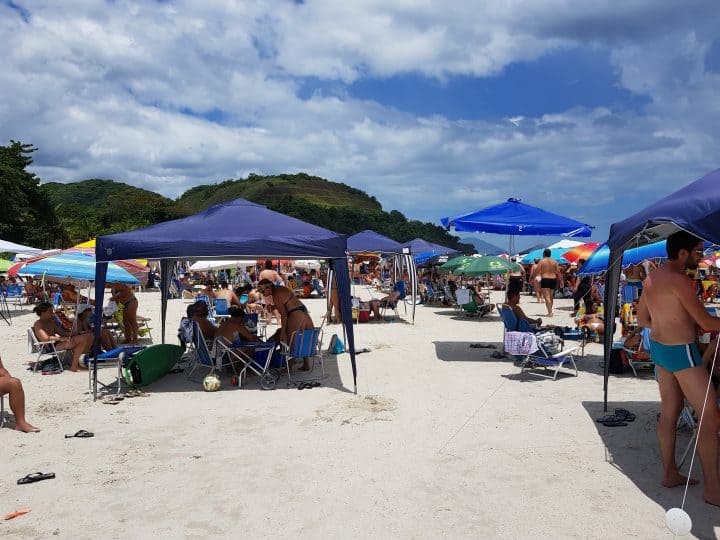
368, 288, 402, 321
191, 299, 218, 339
76, 305, 117, 351
0, 355, 39, 432
32, 303, 94, 372
503, 290, 542, 329
462, 285, 495, 316
214, 280, 241, 308
575, 300, 605, 339
216, 306, 262, 344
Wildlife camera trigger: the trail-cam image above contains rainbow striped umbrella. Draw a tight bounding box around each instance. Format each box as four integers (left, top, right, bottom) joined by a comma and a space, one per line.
10, 252, 138, 284
562, 242, 602, 264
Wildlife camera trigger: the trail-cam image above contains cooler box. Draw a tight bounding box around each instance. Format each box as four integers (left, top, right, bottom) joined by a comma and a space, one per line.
358, 310, 370, 323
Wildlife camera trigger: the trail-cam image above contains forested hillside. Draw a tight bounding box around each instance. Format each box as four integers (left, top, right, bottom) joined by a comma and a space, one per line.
1, 141, 473, 253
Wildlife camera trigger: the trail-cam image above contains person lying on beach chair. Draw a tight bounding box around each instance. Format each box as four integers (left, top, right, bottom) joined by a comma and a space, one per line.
0, 355, 39, 432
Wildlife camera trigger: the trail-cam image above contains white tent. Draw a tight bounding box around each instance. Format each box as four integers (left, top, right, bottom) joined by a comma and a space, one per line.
547, 239, 584, 249
0, 238, 42, 254
188, 259, 256, 271
294, 259, 322, 270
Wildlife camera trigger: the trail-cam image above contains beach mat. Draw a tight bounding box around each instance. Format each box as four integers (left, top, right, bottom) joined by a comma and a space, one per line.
122, 344, 183, 387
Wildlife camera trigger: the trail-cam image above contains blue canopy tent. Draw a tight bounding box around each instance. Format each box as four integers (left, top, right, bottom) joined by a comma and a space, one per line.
602, 168, 720, 410
93, 198, 357, 395
441, 197, 594, 253
402, 238, 460, 266
347, 230, 418, 323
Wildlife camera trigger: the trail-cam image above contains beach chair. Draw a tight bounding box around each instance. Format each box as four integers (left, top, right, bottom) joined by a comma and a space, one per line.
504, 330, 578, 380
185, 321, 218, 382
423, 280, 444, 305
381, 282, 407, 320
213, 337, 276, 389
278, 327, 324, 382
27, 328, 67, 372
621, 327, 654, 376
80, 346, 146, 400
213, 298, 230, 320
4, 284, 25, 309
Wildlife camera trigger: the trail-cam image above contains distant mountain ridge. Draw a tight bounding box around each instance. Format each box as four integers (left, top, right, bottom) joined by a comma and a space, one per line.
457, 236, 505, 255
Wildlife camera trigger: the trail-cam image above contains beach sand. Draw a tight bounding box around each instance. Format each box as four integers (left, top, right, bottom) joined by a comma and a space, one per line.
1, 290, 718, 539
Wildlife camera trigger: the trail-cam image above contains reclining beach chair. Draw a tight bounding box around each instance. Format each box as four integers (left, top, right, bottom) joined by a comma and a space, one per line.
455, 288, 471, 311
27, 328, 67, 372
621, 327, 654, 376
278, 327, 324, 382
80, 346, 146, 400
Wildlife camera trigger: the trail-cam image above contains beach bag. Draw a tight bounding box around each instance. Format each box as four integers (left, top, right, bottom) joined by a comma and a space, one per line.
609, 346, 626, 374
327, 334, 345, 354
536, 331, 562, 355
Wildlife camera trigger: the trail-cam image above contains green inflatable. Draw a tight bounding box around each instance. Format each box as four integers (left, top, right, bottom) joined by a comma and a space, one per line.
122, 344, 184, 388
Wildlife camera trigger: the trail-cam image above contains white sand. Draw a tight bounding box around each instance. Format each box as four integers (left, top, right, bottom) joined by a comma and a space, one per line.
1, 290, 718, 539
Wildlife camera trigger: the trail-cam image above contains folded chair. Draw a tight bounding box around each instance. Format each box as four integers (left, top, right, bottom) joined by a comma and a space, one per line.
278, 328, 324, 382
80, 346, 146, 400
213, 337, 276, 389
27, 328, 66, 372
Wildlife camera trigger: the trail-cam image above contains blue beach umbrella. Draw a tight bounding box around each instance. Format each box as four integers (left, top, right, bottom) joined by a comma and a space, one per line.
578, 240, 668, 275
15, 252, 138, 284
520, 247, 570, 264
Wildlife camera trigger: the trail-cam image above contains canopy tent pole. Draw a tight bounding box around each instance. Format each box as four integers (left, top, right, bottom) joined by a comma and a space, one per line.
160, 259, 174, 344
331, 257, 357, 394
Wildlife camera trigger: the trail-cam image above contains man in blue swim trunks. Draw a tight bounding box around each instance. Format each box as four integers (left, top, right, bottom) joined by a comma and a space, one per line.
637, 230, 720, 506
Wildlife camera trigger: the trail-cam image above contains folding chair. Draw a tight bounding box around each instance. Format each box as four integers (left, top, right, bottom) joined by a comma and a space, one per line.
423, 280, 444, 305
504, 330, 579, 380
27, 328, 66, 372
81, 346, 146, 400
455, 288, 472, 311
380, 281, 407, 320
213, 298, 230, 320
278, 328, 324, 382
185, 321, 218, 382
621, 327, 654, 376
4, 284, 26, 309
213, 337, 276, 389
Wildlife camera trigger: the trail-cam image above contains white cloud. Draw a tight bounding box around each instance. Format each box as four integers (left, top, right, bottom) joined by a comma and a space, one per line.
0, 0, 718, 239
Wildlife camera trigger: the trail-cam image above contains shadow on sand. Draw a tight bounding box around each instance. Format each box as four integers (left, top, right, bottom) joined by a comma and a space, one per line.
583, 400, 718, 540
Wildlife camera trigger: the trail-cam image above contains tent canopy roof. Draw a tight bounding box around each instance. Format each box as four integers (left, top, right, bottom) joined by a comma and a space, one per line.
0, 238, 41, 254
402, 238, 460, 257
441, 198, 593, 237
97, 198, 347, 261
608, 168, 720, 250
347, 230, 404, 254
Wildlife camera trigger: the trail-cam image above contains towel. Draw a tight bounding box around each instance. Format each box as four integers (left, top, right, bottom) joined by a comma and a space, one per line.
504, 331, 537, 356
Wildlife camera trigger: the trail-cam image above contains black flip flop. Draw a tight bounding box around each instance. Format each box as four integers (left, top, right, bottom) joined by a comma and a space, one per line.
596, 414, 628, 427
614, 408, 636, 422
65, 430, 94, 438
17, 472, 55, 485
602, 419, 628, 427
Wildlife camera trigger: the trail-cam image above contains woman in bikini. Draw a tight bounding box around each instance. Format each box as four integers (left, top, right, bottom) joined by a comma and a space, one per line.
257, 279, 314, 371
110, 283, 139, 344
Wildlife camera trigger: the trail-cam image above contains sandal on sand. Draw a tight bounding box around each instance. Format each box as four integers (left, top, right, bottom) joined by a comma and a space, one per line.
614, 408, 636, 422
297, 381, 321, 390
126, 389, 150, 397
595, 414, 628, 427
17, 472, 55, 485
101, 396, 121, 405
65, 430, 94, 438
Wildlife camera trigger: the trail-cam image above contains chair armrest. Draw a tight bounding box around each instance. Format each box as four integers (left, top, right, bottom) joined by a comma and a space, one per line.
552, 347, 578, 358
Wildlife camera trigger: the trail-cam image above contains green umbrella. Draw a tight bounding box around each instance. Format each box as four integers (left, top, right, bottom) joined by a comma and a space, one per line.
0, 259, 12, 272
458, 256, 521, 276
438, 255, 473, 274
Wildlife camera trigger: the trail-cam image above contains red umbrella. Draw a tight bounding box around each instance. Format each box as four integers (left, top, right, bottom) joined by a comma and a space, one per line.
562, 242, 601, 264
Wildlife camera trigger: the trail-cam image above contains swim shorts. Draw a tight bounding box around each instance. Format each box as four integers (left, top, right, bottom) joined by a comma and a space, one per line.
540, 278, 557, 290
649, 340, 702, 373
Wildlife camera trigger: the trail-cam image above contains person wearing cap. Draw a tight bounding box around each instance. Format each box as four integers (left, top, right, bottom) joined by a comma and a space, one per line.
32, 303, 93, 372
76, 304, 117, 351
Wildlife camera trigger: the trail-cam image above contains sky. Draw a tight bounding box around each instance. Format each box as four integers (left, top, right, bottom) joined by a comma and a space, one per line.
1, 0, 719, 249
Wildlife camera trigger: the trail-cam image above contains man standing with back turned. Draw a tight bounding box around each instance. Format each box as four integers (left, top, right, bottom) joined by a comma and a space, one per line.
637, 230, 720, 506
537, 248, 560, 317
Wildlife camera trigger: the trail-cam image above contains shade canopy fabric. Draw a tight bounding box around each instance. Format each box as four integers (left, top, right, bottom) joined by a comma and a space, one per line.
438, 255, 473, 274
520, 248, 570, 264
548, 239, 585, 249
602, 168, 720, 409
95, 198, 357, 393
562, 242, 602, 264
578, 240, 667, 275
0, 238, 42, 254
441, 198, 593, 237
347, 230, 405, 254
189, 259, 257, 272
12, 252, 138, 284
0, 258, 13, 272
458, 256, 521, 276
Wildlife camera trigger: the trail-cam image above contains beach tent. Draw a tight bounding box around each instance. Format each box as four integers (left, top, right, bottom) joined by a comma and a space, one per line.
402, 238, 460, 266
441, 197, 593, 253
602, 168, 720, 409
94, 198, 358, 393
0, 238, 42, 254
347, 230, 418, 323
188, 259, 257, 272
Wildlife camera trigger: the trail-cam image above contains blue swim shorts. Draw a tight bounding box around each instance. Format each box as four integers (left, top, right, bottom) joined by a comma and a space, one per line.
649, 340, 702, 373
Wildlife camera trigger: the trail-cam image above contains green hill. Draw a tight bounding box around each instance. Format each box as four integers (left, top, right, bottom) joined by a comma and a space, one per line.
40, 174, 473, 253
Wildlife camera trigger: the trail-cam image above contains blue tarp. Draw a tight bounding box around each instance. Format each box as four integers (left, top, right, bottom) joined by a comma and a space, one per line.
578, 240, 667, 274
347, 230, 404, 254
602, 168, 720, 410
93, 198, 357, 394
441, 197, 593, 237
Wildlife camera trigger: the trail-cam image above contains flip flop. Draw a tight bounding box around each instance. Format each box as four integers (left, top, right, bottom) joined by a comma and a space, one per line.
602, 419, 628, 427
101, 396, 120, 405
3, 508, 30, 520
614, 408, 636, 422
596, 414, 628, 427
65, 430, 94, 438
17, 472, 55, 485
126, 389, 150, 397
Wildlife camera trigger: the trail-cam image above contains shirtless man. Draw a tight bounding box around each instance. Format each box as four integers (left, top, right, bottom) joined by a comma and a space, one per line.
537, 249, 561, 317
258, 260, 284, 286
214, 281, 241, 308
0, 355, 39, 432
636, 230, 720, 506
508, 258, 526, 293
32, 303, 93, 372
257, 279, 313, 370
191, 300, 218, 339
